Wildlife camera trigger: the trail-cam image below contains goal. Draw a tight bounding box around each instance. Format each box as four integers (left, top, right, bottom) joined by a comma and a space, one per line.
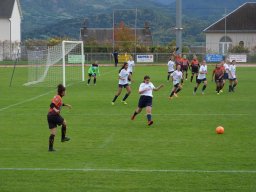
25, 41, 85, 87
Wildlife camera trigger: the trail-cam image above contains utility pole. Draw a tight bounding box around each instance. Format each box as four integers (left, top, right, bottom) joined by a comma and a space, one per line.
176, 0, 183, 54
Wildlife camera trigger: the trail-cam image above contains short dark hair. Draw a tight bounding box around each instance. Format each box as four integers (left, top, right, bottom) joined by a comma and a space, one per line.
144, 75, 150, 80
57, 84, 66, 95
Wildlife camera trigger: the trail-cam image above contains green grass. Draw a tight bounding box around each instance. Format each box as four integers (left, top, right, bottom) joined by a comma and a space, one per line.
0, 65, 256, 191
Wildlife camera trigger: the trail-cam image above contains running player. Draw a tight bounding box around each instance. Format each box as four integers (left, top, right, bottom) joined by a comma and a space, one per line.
182, 55, 190, 81
167, 55, 176, 81
87, 61, 100, 85
223, 59, 230, 91
111, 62, 131, 105
212, 63, 224, 95
127, 56, 135, 84
228, 60, 238, 92
193, 60, 207, 95
190, 55, 200, 82
47, 84, 72, 152
131, 75, 164, 126
169, 64, 183, 100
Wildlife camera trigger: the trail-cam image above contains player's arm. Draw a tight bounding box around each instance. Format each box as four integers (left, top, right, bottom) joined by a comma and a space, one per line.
62, 103, 72, 109
153, 84, 164, 91
50, 103, 60, 113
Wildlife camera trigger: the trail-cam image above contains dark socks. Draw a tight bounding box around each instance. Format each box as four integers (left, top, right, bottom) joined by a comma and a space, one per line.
194, 87, 198, 93
176, 88, 181, 94
147, 114, 152, 121
122, 93, 130, 101
112, 95, 118, 102
61, 125, 66, 140
133, 111, 138, 117
87, 78, 91, 84
167, 74, 170, 81
229, 85, 232, 92
49, 134, 55, 150
170, 91, 175, 97
190, 76, 193, 82
94, 78, 96, 84
202, 85, 207, 91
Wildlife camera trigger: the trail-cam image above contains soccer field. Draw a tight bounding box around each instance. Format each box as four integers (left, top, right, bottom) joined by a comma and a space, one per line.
0, 65, 256, 191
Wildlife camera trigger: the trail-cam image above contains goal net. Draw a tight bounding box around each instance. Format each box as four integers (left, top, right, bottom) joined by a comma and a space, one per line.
25, 41, 84, 87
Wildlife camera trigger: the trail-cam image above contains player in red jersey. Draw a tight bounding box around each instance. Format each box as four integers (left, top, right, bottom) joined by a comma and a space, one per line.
47, 84, 72, 152
212, 63, 224, 95
190, 55, 200, 82
182, 55, 190, 81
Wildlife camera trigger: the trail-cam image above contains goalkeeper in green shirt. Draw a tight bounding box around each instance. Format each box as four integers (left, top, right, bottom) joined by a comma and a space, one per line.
87, 61, 100, 85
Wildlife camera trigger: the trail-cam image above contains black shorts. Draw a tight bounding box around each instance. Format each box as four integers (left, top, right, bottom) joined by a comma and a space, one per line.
223, 73, 228, 79
215, 77, 223, 83
138, 95, 153, 108
182, 66, 188, 72
174, 83, 180, 88
168, 71, 174, 75
88, 73, 96, 77
119, 84, 129, 88
196, 78, 206, 84
192, 66, 199, 74
47, 114, 64, 129
129, 72, 133, 75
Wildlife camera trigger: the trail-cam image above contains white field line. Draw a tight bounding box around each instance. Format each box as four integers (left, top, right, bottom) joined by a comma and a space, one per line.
68, 113, 250, 116
0, 167, 255, 174
0, 92, 52, 112
0, 69, 117, 113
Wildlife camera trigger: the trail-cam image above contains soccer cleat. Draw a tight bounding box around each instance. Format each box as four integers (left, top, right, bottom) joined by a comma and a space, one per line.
48, 148, 56, 152
193, 91, 196, 95
61, 137, 70, 142
186, 79, 188, 81
174, 93, 178, 97
121, 100, 128, 105
220, 89, 223, 93
148, 121, 154, 126
111, 102, 115, 105
169, 96, 173, 100
131, 115, 135, 120
217, 92, 220, 95
201, 91, 205, 95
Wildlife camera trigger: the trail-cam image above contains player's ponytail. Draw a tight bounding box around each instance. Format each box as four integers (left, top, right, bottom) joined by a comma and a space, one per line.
57, 84, 66, 95
119, 62, 128, 73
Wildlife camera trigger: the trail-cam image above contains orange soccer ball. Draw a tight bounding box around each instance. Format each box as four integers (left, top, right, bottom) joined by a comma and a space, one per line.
216, 126, 224, 134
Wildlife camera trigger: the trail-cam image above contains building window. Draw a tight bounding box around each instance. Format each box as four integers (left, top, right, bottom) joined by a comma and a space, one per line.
239, 41, 244, 47
219, 36, 232, 55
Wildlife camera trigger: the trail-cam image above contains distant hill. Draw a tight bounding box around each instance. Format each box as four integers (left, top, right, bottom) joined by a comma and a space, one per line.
20, 0, 255, 44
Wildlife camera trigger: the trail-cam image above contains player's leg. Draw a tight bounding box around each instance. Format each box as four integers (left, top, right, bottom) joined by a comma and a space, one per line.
185, 69, 188, 80
131, 107, 142, 120
193, 80, 200, 94
49, 127, 57, 151
93, 75, 97, 85
190, 71, 194, 82
229, 80, 233, 92
232, 79, 238, 91
112, 86, 122, 104
61, 119, 70, 142
167, 72, 171, 81
146, 106, 153, 126
202, 79, 207, 94
175, 84, 182, 95
122, 85, 131, 104
169, 86, 177, 99
87, 74, 92, 85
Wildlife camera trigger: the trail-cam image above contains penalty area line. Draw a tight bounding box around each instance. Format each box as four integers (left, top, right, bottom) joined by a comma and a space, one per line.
0, 168, 255, 174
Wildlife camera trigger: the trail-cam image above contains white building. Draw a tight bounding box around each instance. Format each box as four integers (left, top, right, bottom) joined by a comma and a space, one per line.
203, 2, 256, 55
0, 0, 22, 60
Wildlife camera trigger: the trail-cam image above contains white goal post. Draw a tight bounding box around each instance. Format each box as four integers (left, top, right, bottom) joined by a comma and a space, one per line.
25, 40, 85, 87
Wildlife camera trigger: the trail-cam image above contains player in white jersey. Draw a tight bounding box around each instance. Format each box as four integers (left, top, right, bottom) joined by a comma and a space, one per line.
169, 65, 183, 100
228, 60, 238, 92
167, 55, 176, 81
127, 56, 135, 74
111, 62, 131, 105
193, 60, 208, 95
131, 75, 164, 126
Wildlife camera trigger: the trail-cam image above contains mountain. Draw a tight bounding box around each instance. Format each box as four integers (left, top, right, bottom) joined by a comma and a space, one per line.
20, 0, 255, 44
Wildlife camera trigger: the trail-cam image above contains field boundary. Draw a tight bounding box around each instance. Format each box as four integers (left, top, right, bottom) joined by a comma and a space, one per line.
0, 167, 255, 174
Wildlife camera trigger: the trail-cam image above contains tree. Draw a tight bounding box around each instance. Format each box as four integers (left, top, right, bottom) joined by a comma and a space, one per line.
114, 21, 135, 52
